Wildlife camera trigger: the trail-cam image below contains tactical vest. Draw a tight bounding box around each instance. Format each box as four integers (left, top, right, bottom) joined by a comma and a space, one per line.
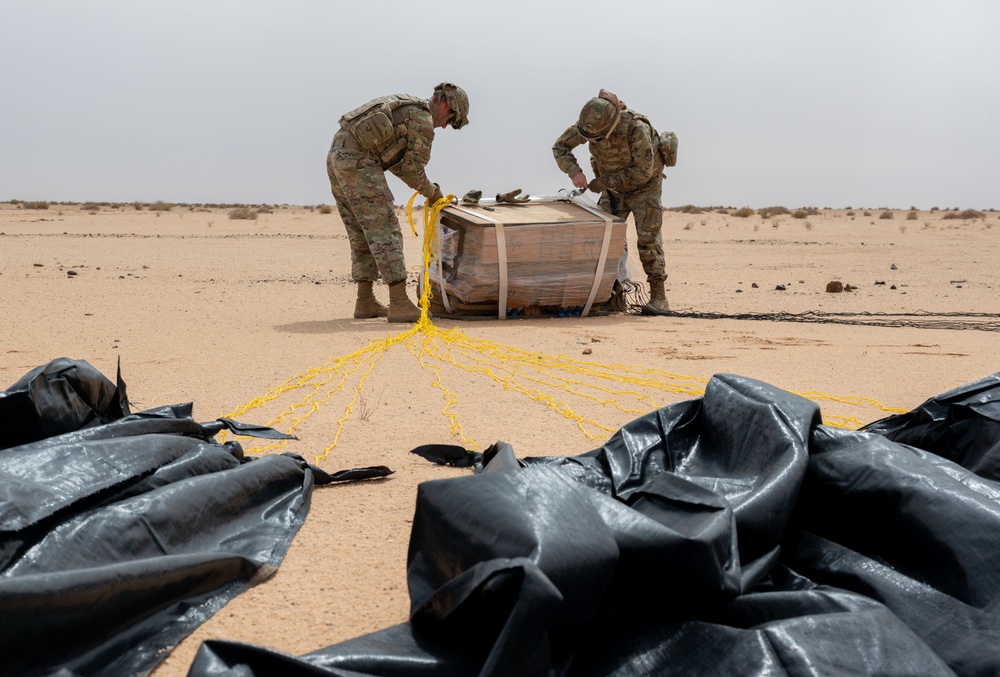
589, 111, 659, 177
338, 94, 429, 162
589, 111, 677, 184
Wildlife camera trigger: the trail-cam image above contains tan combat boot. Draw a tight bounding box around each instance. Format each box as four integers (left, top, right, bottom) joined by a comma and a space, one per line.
387, 280, 421, 323
354, 281, 388, 319
643, 278, 671, 316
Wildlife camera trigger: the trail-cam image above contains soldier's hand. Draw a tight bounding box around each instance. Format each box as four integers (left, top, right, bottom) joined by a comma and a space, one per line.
571, 172, 588, 190
588, 178, 606, 193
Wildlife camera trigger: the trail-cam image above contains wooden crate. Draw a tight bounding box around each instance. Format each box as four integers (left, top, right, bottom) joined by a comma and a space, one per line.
427, 197, 626, 317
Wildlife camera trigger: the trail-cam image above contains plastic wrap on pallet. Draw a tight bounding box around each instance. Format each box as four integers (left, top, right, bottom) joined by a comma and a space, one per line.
429, 197, 627, 315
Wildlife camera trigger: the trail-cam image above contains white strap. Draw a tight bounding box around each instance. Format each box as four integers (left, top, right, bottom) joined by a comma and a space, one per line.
432, 214, 453, 314
572, 199, 614, 317
447, 206, 508, 319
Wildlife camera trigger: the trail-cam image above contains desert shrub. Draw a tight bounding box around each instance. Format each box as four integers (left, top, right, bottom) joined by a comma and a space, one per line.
257, 205, 273, 214
228, 206, 258, 220
758, 206, 790, 219
148, 201, 173, 211
942, 209, 984, 220
863, 210, 872, 216
82, 202, 100, 212
318, 205, 333, 214
792, 210, 808, 219
879, 210, 894, 219
22, 201, 50, 209
733, 206, 754, 218
906, 210, 917, 220
675, 204, 704, 214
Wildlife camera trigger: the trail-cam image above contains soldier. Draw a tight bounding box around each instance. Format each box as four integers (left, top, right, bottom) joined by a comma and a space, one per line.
553, 89, 671, 315
327, 82, 469, 322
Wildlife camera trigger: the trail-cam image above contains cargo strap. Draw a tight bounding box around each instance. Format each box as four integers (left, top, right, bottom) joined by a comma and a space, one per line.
430, 213, 453, 314
450, 205, 508, 319
570, 198, 614, 317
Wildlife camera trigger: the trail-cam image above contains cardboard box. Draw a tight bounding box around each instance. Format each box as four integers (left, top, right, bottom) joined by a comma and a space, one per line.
428, 197, 626, 316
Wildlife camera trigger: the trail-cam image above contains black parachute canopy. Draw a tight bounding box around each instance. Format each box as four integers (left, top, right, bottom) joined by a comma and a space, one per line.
0, 358, 389, 677
188, 372, 1000, 677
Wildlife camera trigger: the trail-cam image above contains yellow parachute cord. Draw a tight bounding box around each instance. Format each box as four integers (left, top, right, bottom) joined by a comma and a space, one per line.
220, 192, 908, 465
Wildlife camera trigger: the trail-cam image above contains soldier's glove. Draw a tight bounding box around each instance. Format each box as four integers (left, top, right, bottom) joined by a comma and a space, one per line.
428, 183, 445, 205
588, 178, 606, 193
461, 189, 482, 205
496, 188, 531, 204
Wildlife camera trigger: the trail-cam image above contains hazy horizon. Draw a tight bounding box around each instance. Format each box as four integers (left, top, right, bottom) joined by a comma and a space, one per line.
3, 1, 997, 210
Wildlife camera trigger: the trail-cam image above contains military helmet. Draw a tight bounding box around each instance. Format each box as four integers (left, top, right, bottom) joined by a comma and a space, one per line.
577, 96, 620, 141
434, 82, 469, 130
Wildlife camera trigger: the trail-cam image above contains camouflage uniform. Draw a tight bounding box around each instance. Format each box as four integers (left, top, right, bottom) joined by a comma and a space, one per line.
327, 94, 439, 285
553, 109, 667, 286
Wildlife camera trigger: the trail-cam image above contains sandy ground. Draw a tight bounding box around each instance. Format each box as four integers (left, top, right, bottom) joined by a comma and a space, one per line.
1, 200, 998, 674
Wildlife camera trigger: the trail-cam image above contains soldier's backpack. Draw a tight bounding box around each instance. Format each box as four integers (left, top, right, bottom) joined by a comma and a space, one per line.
635, 114, 678, 169
658, 130, 678, 167
339, 94, 427, 159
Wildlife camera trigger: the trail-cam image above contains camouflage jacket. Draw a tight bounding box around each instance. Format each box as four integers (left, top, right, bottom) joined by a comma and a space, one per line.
552, 109, 662, 195
340, 94, 438, 199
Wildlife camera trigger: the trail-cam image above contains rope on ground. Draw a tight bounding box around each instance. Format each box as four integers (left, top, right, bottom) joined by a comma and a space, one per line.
220, 194, 915, 464
663, 309, 1000, 331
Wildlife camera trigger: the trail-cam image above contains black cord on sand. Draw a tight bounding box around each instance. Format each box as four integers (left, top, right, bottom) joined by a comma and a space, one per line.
616, 282, 1000, 330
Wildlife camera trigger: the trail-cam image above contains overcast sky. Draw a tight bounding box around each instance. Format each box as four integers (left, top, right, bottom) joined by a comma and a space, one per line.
2, 1, 997, 209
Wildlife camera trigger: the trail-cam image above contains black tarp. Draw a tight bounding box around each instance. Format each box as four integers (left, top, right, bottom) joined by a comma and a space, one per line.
187, 372, 1000, 677
0, 358, 391, 677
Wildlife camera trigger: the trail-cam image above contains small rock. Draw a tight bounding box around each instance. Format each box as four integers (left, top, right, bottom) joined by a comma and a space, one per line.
736, 289, 743, 293
826, 281, 844, 293
890, 285, 897, 290
875, 280, 886, 285
949, 279, 966, 284
890, 263, 898, 270
582, 348, 593, 355
67, 270, 78, 277
775, 284, 786, 291
844, 284, 855, 291
751, 282, 759, 288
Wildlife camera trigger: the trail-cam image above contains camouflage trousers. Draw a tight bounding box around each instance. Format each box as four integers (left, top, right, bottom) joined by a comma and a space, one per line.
598, 179, 667, 284
327, 129, 408, 285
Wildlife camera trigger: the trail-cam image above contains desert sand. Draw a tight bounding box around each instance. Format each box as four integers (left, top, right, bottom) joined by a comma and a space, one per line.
1, 200, 997, 674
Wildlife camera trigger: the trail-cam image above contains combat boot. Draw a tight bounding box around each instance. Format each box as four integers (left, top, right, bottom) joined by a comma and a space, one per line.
387, 280, 421, 323
354, 281, 388, 319
643, 278, 671, 316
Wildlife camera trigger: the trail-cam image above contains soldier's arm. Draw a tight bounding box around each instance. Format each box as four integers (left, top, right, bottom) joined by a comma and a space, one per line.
388, 108, 437, 198
552, 125, 586, 178
601, 120, 657, 193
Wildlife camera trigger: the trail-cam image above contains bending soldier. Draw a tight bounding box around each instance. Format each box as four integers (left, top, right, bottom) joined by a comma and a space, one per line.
553, 89, 671, 315
327, 82, 469, 322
